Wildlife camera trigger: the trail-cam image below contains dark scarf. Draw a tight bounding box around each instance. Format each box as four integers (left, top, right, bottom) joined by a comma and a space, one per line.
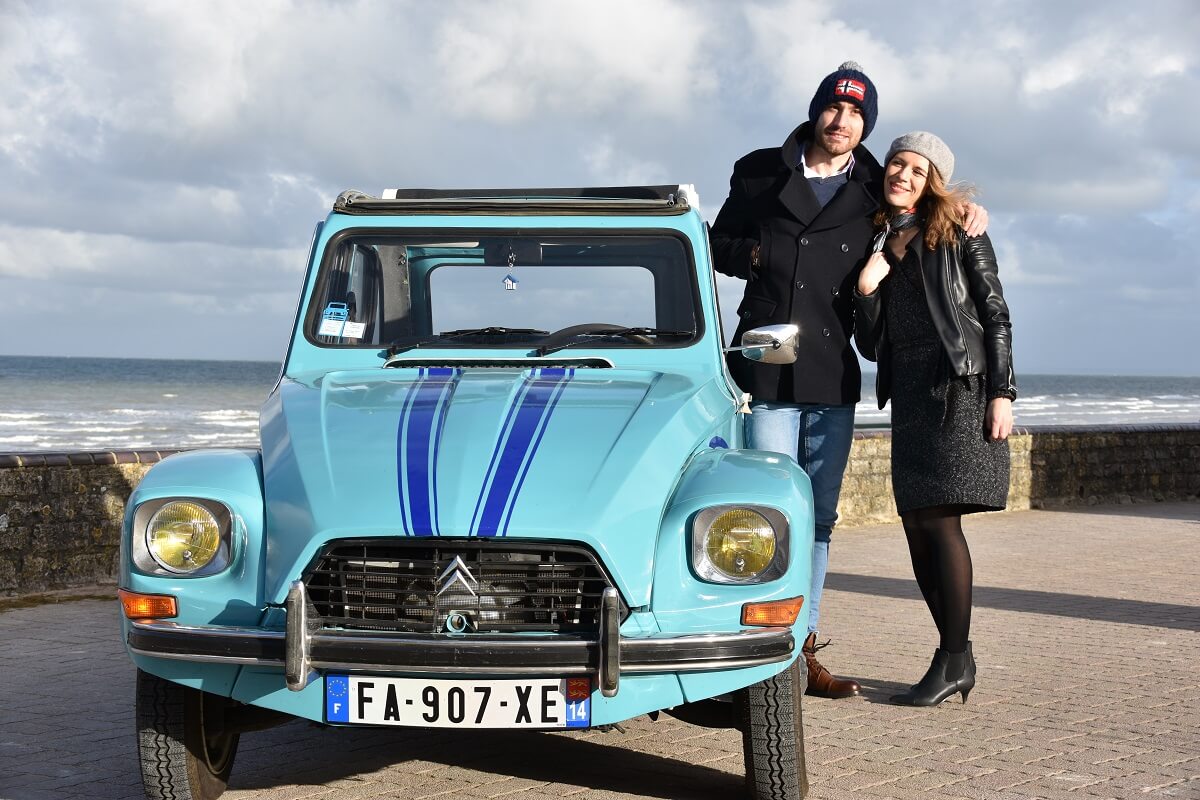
871, 208, 922, 252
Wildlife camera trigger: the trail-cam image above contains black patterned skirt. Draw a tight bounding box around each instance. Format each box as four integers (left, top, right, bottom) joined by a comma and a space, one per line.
890, 343, 1010, 515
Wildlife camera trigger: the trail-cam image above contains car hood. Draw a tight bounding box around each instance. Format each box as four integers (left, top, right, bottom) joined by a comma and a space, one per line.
259, 366, 733, 605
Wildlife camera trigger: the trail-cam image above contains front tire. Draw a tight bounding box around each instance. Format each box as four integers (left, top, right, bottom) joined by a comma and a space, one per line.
136, 669, 240, 800
736, 657, 809, 799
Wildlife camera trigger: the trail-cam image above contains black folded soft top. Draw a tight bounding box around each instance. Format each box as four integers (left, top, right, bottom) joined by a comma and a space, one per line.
332, 185, 696, 215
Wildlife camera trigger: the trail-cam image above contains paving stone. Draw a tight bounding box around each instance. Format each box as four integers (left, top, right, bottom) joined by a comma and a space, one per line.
1, 503, 1197, 800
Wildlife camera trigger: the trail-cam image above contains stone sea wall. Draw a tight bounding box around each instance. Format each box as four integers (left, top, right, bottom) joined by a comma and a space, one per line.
1, 425, 1197, 596
841, 424, 1200, 525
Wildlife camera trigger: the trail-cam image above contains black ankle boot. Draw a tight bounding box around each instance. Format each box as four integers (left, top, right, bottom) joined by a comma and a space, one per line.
890, 644, 975, 706
904, 641, 975, 691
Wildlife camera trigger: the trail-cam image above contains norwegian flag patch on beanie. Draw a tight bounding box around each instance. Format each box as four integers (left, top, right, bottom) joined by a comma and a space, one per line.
834, 79, 866, 101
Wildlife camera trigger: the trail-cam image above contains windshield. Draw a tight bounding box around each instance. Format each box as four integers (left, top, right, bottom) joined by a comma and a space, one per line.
306, 231, 701, 351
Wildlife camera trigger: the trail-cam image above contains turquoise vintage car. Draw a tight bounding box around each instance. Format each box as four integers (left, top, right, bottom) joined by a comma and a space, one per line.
119, 186, 815, 800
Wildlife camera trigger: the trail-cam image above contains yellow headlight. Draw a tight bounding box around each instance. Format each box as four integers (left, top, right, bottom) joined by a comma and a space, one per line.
705, 508, 776, 578
146, 501, 221, 572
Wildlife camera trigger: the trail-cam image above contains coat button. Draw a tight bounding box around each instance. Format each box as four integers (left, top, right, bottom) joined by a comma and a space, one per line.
841, 243, 849, 252
795, 281, 806, 289
822, 328, 831, 337
800, 237, 809, 246
741, 310, 751, 318
830, 287, 840, 296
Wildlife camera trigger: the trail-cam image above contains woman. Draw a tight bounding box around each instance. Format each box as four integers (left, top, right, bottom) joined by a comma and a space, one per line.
854, 131, 1016, 706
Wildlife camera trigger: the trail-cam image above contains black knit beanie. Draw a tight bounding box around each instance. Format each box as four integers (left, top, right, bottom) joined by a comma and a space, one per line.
808, 60, 878, 140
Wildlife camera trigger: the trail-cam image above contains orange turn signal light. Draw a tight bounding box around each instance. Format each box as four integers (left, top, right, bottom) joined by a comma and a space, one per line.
741, 596, 804, 627
119, 589, 178, 620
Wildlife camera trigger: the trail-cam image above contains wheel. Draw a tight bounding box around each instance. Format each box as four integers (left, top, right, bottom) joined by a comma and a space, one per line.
735, 657, 809, 799
136, 669, 240, 800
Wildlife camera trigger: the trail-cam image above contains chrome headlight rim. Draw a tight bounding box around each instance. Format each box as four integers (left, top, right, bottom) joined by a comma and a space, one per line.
131, 497, 235, 577
691, 504, 789, 585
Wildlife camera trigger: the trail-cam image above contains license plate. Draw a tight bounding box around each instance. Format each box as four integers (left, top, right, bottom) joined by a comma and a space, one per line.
325, 675, 591, 729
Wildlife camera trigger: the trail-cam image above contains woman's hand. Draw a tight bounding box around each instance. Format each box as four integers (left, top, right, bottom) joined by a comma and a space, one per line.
962, 202, 989, 237
985, 397, 1013, 441
857, 252, 891, 296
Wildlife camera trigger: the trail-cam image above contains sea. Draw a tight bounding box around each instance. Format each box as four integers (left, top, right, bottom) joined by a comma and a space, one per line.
0, 355, 1197, 453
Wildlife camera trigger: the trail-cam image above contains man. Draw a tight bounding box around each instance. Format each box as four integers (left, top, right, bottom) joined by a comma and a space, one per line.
710, 61, 986, 698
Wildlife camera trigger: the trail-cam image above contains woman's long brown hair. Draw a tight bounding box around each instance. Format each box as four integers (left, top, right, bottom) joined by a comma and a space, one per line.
874, 161, 976, 250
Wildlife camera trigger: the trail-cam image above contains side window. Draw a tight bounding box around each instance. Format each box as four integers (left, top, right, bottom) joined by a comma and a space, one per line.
315, 243, 383, 345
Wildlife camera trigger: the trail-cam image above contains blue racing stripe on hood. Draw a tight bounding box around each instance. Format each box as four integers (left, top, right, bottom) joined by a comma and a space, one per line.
472, 368, 574, 538
501, 369, 573, 537
397, 368, 461, 536
394, 368, 425, 536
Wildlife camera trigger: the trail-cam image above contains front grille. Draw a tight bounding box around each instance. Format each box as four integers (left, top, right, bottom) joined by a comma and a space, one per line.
304, 539, 623, 633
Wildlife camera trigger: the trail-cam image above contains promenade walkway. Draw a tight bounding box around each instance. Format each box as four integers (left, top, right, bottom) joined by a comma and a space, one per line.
1, 503, 1196, 800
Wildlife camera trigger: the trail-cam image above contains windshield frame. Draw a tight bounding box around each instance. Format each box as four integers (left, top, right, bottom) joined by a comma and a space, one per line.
301, 226, 706, 354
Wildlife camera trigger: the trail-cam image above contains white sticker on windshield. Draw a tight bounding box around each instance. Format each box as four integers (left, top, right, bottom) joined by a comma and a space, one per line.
319, 318, 345, 336
341, 322, 366, 339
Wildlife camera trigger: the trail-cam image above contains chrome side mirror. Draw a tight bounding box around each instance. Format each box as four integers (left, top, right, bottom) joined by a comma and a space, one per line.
724, 324, 799, 364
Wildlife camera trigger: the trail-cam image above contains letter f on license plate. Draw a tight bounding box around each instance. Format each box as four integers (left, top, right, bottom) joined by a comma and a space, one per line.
326, 675, 591, 729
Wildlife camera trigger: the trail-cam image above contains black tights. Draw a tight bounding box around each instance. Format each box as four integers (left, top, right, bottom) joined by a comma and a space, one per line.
900, 505, 973, 654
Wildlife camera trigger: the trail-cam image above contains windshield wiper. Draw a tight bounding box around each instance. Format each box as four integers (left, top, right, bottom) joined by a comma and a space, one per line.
536, 327, 693, 357
386, 327, 549, 357
440, 327, 549, 337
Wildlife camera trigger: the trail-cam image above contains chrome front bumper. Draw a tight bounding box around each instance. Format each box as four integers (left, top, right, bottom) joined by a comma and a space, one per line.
127, 582, 795, 698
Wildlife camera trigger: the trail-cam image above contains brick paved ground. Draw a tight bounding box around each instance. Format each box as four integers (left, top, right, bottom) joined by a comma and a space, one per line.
1, 503, 1197, 800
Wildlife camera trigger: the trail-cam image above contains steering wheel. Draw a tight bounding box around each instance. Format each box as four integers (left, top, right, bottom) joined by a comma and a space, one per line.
541, 323, 652, 348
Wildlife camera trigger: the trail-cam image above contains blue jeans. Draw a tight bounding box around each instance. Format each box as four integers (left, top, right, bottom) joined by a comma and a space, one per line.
747, 401, 856, 635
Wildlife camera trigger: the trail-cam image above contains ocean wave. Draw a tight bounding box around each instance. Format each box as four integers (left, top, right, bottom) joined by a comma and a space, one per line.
2, 367, 1196, 452
1016, 409, 1199, 421
0, 435, 52, 444
186, 433, 259, 441
83, 436, 154, 446
63, 424, 141, 433
1023, 397, 1179, 408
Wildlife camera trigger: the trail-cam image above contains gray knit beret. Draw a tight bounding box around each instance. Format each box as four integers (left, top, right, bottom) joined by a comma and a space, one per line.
886, 131, 954, 183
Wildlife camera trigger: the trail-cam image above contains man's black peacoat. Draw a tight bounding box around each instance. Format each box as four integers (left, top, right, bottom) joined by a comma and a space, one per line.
711, 122, 882, 406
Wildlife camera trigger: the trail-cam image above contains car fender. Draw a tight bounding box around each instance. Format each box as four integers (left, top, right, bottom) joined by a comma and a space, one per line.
652, 448, 815, 633
121, 448, 266, 627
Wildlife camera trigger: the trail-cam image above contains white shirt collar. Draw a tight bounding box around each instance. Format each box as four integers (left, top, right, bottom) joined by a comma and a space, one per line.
799, 147, 855, 179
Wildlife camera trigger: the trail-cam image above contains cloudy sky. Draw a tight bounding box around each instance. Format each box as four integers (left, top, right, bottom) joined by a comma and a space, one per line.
1, 0, 1197, 375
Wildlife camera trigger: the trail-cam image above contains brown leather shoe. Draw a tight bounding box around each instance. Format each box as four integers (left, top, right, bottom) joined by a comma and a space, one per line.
803, 632, 861, 698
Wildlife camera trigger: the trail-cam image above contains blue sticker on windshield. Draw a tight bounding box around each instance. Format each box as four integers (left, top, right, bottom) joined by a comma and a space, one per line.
319, 302, 349, 337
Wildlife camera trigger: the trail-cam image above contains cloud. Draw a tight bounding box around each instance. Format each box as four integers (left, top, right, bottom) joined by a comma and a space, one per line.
0, 222, 304, 294
431, 1, 716, 122
741, 0, 899, 116
740, 0, 1199, 217
583, 137, 671, 186
0, 0, 1196, 375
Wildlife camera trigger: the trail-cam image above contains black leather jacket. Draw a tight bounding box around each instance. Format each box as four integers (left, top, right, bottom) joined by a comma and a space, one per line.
854, 231, 1016, 408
